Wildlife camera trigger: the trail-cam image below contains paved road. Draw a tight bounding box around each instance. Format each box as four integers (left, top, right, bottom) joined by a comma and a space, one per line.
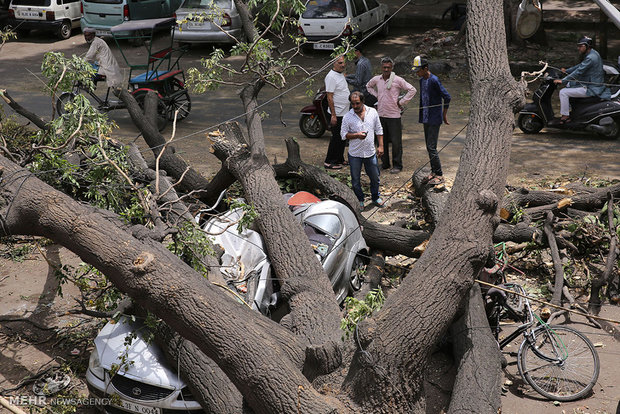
1, 27, 619, 183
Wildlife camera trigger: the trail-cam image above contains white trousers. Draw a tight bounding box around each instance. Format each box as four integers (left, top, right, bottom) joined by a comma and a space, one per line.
558, 86, 588, 116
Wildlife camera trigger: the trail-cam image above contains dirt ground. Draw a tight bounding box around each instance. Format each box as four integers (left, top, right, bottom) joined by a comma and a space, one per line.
1, 23, 620, 414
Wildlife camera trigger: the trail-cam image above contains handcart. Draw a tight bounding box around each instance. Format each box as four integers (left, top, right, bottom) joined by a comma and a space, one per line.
57, 17, 191, 131
111, 17, 192, 122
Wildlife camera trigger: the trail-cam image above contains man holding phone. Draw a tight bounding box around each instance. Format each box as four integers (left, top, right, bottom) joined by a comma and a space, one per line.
341, 91, 384, 209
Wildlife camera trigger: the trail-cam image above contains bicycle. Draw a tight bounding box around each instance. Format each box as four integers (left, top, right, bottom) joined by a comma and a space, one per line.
484, 282, 600, 401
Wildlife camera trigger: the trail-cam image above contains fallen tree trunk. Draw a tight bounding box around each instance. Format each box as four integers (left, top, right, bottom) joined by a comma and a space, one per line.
210, 123, 343, 353
505, 183, 620, 211
447, 283, 502, 414
0, 155, 342, 414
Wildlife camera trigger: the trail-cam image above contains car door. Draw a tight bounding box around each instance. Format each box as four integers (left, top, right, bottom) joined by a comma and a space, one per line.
349, 0, 368, 36
362, 0, 380, 32
61, 0, 81, 25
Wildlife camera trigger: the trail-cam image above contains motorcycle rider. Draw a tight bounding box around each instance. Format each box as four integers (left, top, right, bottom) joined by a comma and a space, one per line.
550, 36, 610, 125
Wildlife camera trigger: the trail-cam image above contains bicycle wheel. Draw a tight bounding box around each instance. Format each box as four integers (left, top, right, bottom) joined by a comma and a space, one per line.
518, 325, 599, 401
56, 92, 77, 116
164, 78, 191, 122
132, 90, 167, 132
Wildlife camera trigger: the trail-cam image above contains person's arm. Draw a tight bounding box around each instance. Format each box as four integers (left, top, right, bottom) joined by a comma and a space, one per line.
366, 77, 378, 98
559, 55, 594, 85
436, 79, 451, 125
84, 40, 98, 63
326, 92, 337, 126
397, 78, 417, 108
374, 112, 384, 156
375, 134, 384, 157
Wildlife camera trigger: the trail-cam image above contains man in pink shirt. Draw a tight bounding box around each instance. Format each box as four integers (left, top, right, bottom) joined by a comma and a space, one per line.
366, 57, 417, 174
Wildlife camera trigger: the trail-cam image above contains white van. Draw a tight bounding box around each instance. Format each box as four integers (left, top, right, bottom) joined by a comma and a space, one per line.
7, 0, 81, 39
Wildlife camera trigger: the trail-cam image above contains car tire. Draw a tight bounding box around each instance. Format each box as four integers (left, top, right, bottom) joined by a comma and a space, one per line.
58, 21, 72, 40
349, 255, 365, 292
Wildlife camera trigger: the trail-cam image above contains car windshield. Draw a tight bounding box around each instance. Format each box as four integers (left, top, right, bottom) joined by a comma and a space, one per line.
181, 0, 231, 9
11, 0, 51, 5
302, 0, 347, 18
304, 214, 342, 238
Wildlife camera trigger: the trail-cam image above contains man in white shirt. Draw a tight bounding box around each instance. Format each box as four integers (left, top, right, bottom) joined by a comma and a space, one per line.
323, 55, 350, 170
83, 27, 123, 89
341, 91, 384, 209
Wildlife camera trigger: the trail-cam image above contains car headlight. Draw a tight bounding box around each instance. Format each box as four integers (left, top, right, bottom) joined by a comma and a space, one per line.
88, 349, 105, 381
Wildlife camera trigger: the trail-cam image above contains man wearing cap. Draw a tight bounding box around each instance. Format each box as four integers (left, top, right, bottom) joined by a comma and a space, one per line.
83, 27, 123, 89
412, 55, 451, 186
366, 57, 416, 174
551, 36, 610, 124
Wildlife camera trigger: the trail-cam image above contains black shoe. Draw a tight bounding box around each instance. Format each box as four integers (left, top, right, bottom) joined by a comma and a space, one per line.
381, 164, 390, 170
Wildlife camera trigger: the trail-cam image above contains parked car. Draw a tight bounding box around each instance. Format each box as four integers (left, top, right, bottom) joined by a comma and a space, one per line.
203, 191, 369, 314
298, 0, 389, 51
7, 0, 81, 39
173, 0, 244, 45
86, 316, 204, 414
80, 0, 182, 37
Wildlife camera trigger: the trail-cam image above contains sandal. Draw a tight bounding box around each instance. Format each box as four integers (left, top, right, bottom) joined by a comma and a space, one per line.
427, 176, 444, 186
421, 173, 436, 184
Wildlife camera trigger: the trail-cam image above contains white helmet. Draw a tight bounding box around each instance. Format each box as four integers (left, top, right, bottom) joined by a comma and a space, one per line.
411, 55, 428, 70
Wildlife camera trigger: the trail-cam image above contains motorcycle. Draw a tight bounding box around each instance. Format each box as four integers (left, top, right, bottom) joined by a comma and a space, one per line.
517, 67, 620, 138
299, 88, 329, 138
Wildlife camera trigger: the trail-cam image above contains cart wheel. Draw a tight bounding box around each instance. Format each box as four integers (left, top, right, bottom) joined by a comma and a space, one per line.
165, 78, 191, 121
133, 91, 167, 132
56, 92, 77, 116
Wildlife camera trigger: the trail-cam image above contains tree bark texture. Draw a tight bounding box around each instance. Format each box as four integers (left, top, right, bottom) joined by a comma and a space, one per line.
504, 183, 620, 211
341, 0, 527, 409
447, 284, 502, 414
0, 156, 342, 414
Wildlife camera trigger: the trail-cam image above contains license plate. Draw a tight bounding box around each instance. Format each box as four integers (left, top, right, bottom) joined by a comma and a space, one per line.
187, 21, 206, 28
19, 11, 41, 17
112, 400, 161, 414
95, 29, 111, 37
314, 43, 334, 50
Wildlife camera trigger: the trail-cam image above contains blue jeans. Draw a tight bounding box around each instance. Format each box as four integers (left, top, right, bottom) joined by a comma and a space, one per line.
423, 123, 442, 176
349, 154, 381, 202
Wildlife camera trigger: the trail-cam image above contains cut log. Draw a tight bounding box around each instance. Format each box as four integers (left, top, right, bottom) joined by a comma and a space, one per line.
356, 250, 385, 298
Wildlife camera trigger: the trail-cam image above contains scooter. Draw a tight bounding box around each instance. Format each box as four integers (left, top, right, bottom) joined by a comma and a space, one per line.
517, 67, 620, 138
299, 88, 329, 138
